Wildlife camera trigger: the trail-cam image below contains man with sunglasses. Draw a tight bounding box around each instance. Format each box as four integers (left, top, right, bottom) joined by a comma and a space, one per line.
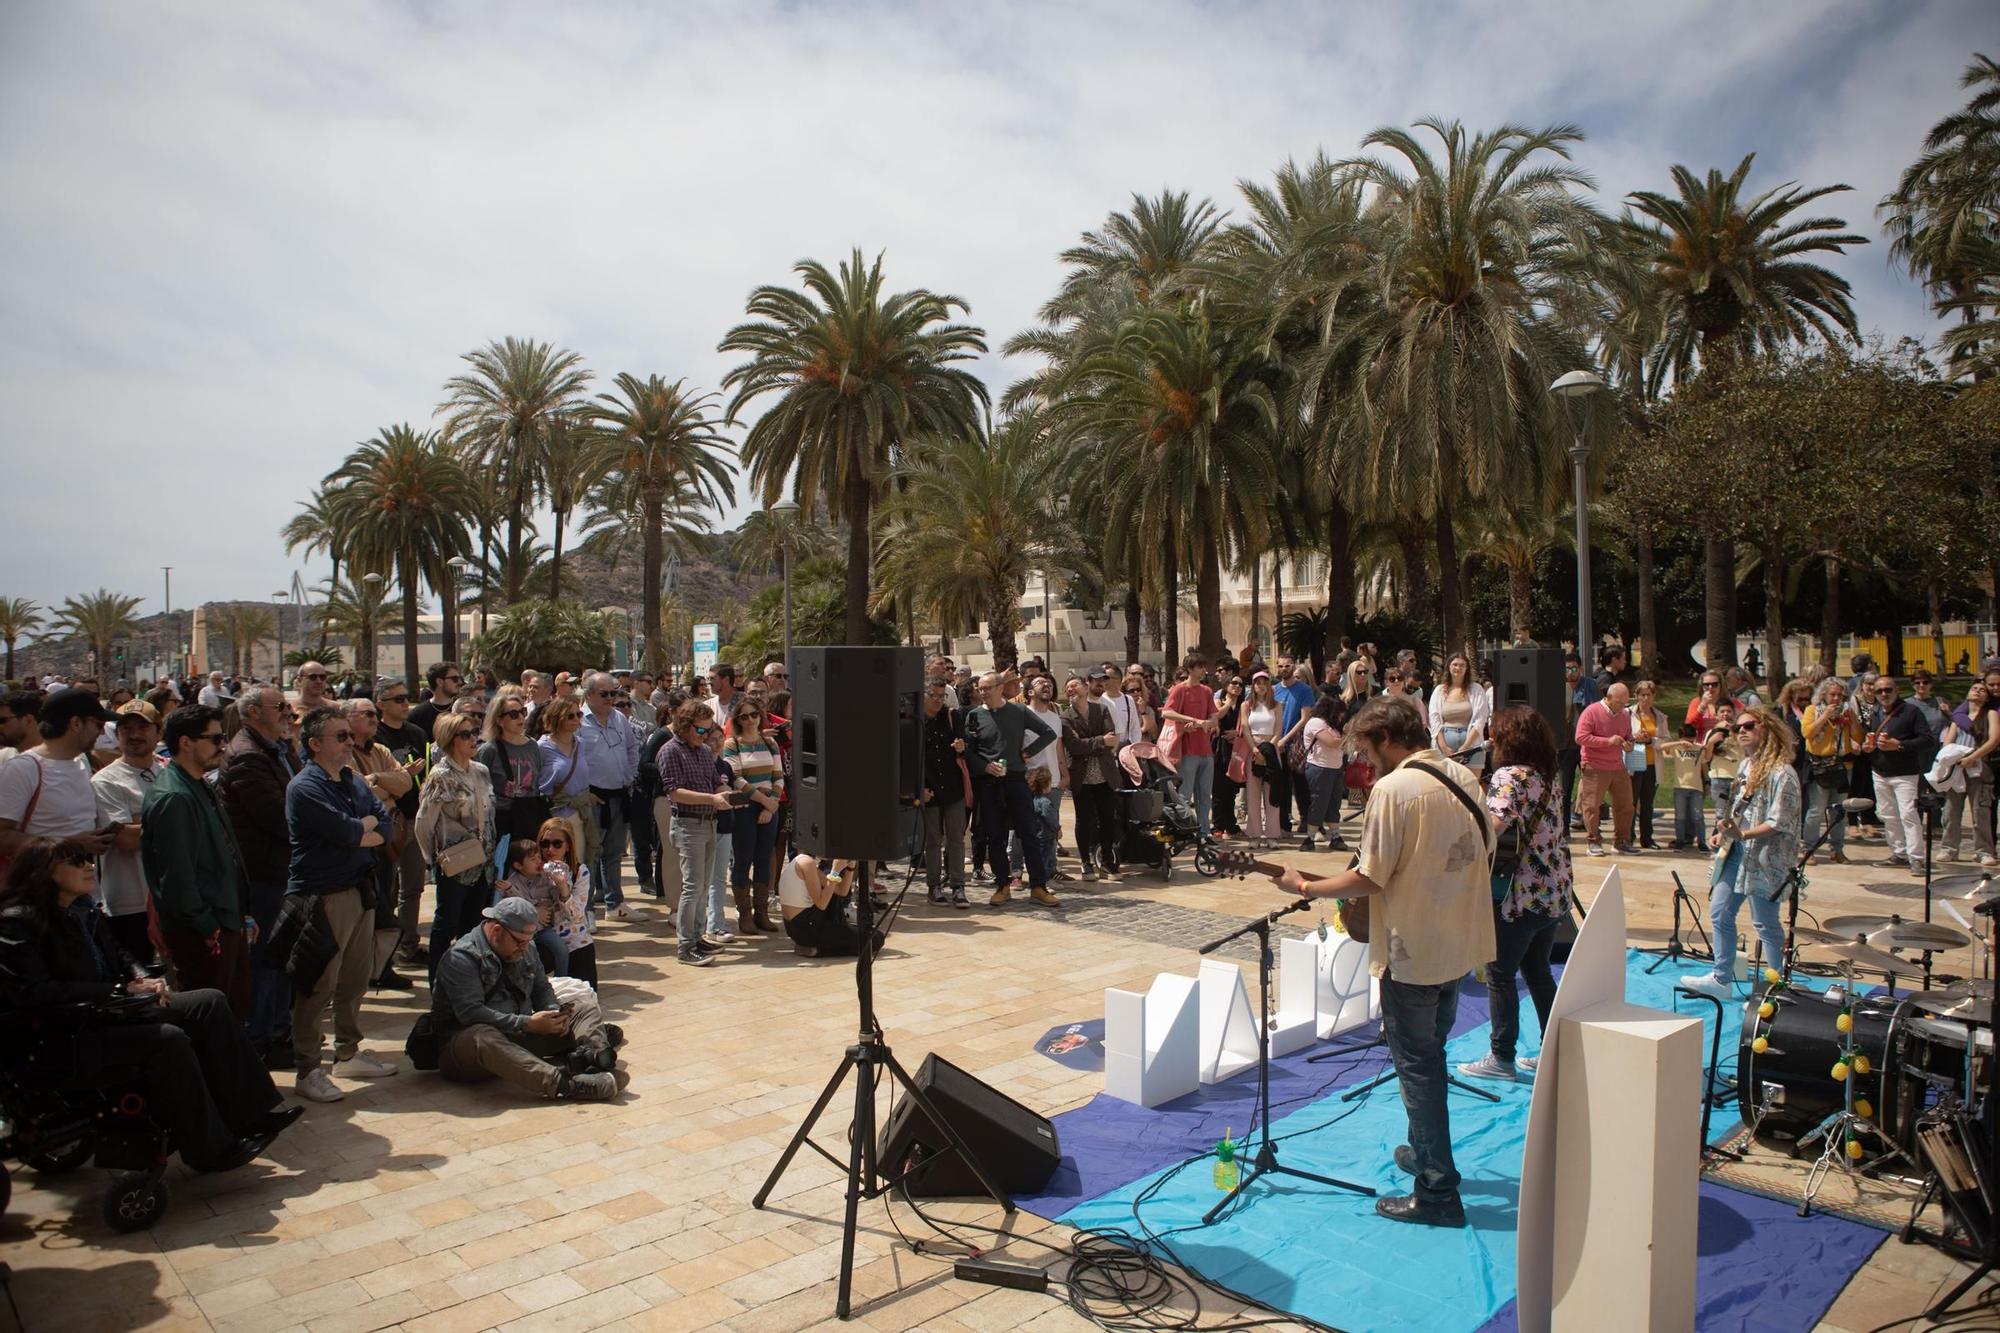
293, 662, 333, 714
579, 671, 641, 917
217, 684, 301, 1066
1867, 676, 1939, 875
407, 661, 463, 743
143, 705, 256, 1018
658, 701, 737, 966
283, 706, 394, 1102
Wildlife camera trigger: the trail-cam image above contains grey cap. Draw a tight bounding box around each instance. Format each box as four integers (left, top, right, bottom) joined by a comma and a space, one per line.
482, 897, 539, 932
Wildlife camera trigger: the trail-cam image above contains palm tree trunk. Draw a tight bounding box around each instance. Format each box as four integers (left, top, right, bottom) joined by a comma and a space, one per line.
1123, 584, 1141, 667
1763, 550, 1786, 696
477, 522, 493, 634
1705, 539, 1736, 670
843, 471, 873, 646
1508, 561, 1534, 645
1820, 557, 1841, 672
1397, 525, 1433, 630
1326, 497, 1352, 655
441, 573, 459, 667
1929, 579, 1947, 678
1435, 499, 1463, 656
505, 476, 528, 605
1636, 529, 1659, 674
400, 545, 421, 691
3, 637, 11, 681
549, 511, 567, 602
1248, 555, 1261, 662
988, 578, 1018, 669
1195, 520, 1224, 662
1274, 557, 1285, 644
1162, 529, 1181, 667
641, 485, 664, 674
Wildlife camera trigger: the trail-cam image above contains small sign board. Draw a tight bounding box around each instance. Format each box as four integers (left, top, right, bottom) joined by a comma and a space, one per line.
693, 622, 720, 675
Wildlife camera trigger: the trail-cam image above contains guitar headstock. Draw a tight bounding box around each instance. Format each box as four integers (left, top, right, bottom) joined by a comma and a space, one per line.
1204, 846, 1285, 879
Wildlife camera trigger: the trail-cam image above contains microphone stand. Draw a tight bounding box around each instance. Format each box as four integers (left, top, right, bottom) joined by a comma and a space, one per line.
1781, 801, 1867, 983
1198, 897, 1375, 1225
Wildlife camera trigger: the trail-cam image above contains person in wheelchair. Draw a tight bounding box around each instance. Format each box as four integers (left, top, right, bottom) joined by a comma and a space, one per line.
0, 838, 302, 1173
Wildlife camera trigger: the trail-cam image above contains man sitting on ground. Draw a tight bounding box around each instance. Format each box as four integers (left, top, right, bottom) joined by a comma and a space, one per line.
431, 897, 626, 1100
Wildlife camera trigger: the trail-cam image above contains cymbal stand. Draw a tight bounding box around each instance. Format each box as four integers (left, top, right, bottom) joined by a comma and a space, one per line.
1796, 962, 1908, 1217
1782, 806, 1853, 984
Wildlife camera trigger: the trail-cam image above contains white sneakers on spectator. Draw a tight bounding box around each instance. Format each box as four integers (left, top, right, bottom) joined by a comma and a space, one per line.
295, 1068, 344, 1102
337, 1052, 398, 1079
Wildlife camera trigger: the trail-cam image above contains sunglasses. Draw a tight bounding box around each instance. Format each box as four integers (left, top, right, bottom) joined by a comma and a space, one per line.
694, 724, 712, 735
197, 731, 225, 744
1733, 721, 1760, 733
1875, 686, 1897, 694
592, 689, 616, 698
301, 672, 328, 681
443, 675, 464, 684
328, 730, 353, 743
538, 838, 568, 850
380, 693, 408, 703
497, 708, 526, 719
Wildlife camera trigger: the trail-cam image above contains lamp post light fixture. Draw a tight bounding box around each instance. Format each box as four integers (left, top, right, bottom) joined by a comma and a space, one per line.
362, 572, 384, 689
1551, 369, 1607, 664
772, 500, 799, 667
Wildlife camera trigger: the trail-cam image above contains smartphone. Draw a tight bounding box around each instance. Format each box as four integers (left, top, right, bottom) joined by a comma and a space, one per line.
726, 790, 755, 807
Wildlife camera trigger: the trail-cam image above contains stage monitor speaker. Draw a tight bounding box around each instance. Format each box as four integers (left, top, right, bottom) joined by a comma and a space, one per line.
878, 1053, 1061, 1198
788, 646, 924, 861
1492, 646, 1568, 744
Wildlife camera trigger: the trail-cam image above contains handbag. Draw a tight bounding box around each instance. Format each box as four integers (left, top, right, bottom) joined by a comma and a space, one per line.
404, 1012, 440, 1071
437, 837, 487, 879
1225, 739, 1249, 786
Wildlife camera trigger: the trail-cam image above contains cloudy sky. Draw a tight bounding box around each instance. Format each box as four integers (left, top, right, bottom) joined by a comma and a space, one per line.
2, 0, 1993, 617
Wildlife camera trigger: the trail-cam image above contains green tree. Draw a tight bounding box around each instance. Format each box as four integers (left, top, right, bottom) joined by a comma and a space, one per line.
1625, 154, 1864, 666
0, 597, 44, 682
582, 373, 735, 674
719, 250, 989, 645
438, 337, 593, 604
48, 590, 142, 676
871, 417, 1095, 668
728, 506, 836, 577
280, 487, 350, 653
469, 599, 615, 679
318, 576, 396, 685
538, 408, 610, 603
1326, 118, 1601, 655
325, 425, 476, 690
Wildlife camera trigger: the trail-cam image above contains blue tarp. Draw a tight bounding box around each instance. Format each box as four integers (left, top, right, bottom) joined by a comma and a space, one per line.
1024, 951, 1884, 1332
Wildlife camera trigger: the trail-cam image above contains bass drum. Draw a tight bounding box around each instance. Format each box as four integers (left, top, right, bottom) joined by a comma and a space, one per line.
1737, 986, 1895, 1150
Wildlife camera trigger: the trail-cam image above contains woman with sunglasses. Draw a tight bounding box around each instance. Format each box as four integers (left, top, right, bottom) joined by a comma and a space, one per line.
722, 700, 785, 936
1686, 672, 1727, 742
535, 697, 600, 877
477, 685, 551, 847
536, 819, 597, 986
658, 701, 739, 968
1684, 706, 1802, 999
414, 713, 497, 977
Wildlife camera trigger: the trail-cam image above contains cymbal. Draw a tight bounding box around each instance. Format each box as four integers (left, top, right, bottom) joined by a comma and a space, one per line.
1792, 926, 1848, 946
1877, 922, 1973, 952
1951, 978, 1996, 999
1909, 990, 1995, 1024
1931, 871, 1999, 895
1825, 914, 1900, 937
1801, 938, 1908, 973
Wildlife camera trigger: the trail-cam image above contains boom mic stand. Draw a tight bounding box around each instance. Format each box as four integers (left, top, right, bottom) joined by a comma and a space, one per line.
752, 862, 1014, 1319
1198, 897, 1374, 1225
1781, 799, 1870, 983
1641, 871, 1714, 974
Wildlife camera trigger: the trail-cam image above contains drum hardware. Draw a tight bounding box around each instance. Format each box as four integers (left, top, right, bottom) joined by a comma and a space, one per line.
1907, 986, 1996, 1026
1780, 800, 1870, 981
1675, 986, 1744, 1164
1790, 963, 1912, 1216
1803, 937, 1909, 975
1642, 871, 1715, 974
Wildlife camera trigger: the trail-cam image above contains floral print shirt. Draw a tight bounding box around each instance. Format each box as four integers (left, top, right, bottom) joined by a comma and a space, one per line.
1486, 764, 1574, 922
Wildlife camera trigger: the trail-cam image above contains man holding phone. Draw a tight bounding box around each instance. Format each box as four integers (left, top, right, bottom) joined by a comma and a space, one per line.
1867, 676, 1939, 875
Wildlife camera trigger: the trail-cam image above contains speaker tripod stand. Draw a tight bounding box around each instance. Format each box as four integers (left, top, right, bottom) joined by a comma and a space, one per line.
752, 863, 1014, 1320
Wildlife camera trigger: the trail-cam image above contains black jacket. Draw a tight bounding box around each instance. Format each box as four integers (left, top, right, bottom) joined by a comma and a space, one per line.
1875, 700, 1940, 779
920, 707, 966, 807
217, 730, 296, 886
0, 901, 145, 1008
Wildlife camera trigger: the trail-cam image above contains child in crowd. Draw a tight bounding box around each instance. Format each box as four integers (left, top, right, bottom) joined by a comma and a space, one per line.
497, 837, 571, 978
1700, 699, 1744, 850
1660, 724, 1707, 851
1027, 767, 1059, 883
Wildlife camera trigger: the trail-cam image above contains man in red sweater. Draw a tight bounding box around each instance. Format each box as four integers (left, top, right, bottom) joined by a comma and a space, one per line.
1574, 683, 1637, 856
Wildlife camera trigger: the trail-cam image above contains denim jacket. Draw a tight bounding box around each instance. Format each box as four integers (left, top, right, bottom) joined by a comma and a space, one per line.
430, 922, 556, 1040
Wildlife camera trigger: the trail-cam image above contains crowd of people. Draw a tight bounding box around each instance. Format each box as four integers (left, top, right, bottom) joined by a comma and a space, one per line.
1, 637, 1994, 1198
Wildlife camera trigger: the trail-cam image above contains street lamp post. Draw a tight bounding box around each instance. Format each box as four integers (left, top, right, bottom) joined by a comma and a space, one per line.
1551, 370, 1606, 663
272, 591, 289, 683
161, 566, 173, 675
772, 500, 799, 667
445, 557, 471, 666
362, 572, 384, 691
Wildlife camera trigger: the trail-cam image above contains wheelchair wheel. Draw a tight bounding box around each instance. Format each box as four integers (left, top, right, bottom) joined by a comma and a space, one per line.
21, 1136, 95, 1176
103, 1172, 168, 1233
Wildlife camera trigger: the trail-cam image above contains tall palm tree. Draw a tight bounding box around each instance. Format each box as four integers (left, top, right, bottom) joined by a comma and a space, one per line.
719, 250, 988, 644
48, 590, 142, 676
538, 408, 611, 602
1042, 190, 1224, 326
280, 487, 349, 653
437, 337, 593, 604
729, 505, 835, 577
584, 374, 735, 673
324, 426, 476, 690
1327, 118, 1601, 654
0, 597, 43, 682
872, 417, 1095, 668
317, 576, 395, 685
1626, 155, 1865, 666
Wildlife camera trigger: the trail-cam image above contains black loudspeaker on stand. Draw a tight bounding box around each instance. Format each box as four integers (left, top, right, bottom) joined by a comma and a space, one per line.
753, 647, 1017, 1322
1492, 648, 1567, 751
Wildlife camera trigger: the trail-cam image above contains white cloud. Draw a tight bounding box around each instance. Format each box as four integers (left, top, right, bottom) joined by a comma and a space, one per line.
0, 0, 1991, 613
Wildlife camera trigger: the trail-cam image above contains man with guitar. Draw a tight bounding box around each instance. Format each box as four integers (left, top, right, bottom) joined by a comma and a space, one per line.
1269, 695, 1493, 1228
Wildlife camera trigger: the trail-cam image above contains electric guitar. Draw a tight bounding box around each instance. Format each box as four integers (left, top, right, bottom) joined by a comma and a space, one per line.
1202, 848, 1364, 941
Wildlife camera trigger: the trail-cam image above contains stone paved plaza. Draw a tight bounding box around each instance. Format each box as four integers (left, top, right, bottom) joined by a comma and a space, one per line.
2, 811, 1990, 1333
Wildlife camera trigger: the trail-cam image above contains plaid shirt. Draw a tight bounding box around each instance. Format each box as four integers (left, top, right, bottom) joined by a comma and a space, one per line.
656, 736, 721, 818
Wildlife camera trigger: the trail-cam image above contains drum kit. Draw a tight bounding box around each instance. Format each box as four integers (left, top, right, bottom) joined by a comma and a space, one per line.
1738, 870, 1998, 1227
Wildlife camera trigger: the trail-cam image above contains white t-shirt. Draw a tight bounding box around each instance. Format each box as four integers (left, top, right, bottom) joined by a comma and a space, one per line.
92, 758, 164, 916
1244, 701, 1281, 743
199, 685, 228, 708
1026, 705, 1065, 785
0, 750, 101, 840
1303, 717, 1344, 771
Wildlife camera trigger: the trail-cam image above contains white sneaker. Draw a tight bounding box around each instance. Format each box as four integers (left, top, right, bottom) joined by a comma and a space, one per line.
1457, 1054, 1517, 1082
613, 904, 634, 921
295, 1067, 345, 1102
1516, 1057, 1539, 1075
337, 1051, 398, 1079
1681, 973, 1733, 1000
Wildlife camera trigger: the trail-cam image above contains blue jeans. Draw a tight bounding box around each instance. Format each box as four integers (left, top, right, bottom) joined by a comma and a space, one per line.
732, 812, 779, 889
1486, 909, 1560, 1064
1306, 765, 1346, 831
1379, 973, 1463, 1204
532, 926, 569, 977
245, 881, 292, 1047
1176, 753, 1215, 839
592, 790, 629, 908
1672, 788, 1705, 849
979, 774, 1047, 886
1709, 842, 1785, 986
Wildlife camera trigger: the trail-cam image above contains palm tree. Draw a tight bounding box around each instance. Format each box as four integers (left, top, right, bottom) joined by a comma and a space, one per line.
318, 576, 395, 685
583, 373, 736, 674
719, 250, 989, 644
1322, 119, 1601, 655
1626, 155, 1864, 666
729, 505, 835, 577
280, 487, 349, 653
871, 417, 1095, 668
438, 337, 593, 603
538, 408, 610, 601
0, 597, 43, 682
207, 604, 277, 678
48, 590, 142, 676
324, 426, 476, 690
1042, 190, 1224, 326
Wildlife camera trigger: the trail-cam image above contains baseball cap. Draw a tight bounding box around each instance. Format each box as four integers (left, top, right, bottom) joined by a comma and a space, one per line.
115, 700, 162, 728
41, 689, 112, 730
482, 898, 540, 933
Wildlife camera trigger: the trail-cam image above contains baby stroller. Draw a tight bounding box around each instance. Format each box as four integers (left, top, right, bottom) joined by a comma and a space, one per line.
1115, 743, 1218, 880
0, 995, 176, 1232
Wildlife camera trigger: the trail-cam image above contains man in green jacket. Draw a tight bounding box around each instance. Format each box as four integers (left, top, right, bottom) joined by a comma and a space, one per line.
143, 704, 256, 1020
